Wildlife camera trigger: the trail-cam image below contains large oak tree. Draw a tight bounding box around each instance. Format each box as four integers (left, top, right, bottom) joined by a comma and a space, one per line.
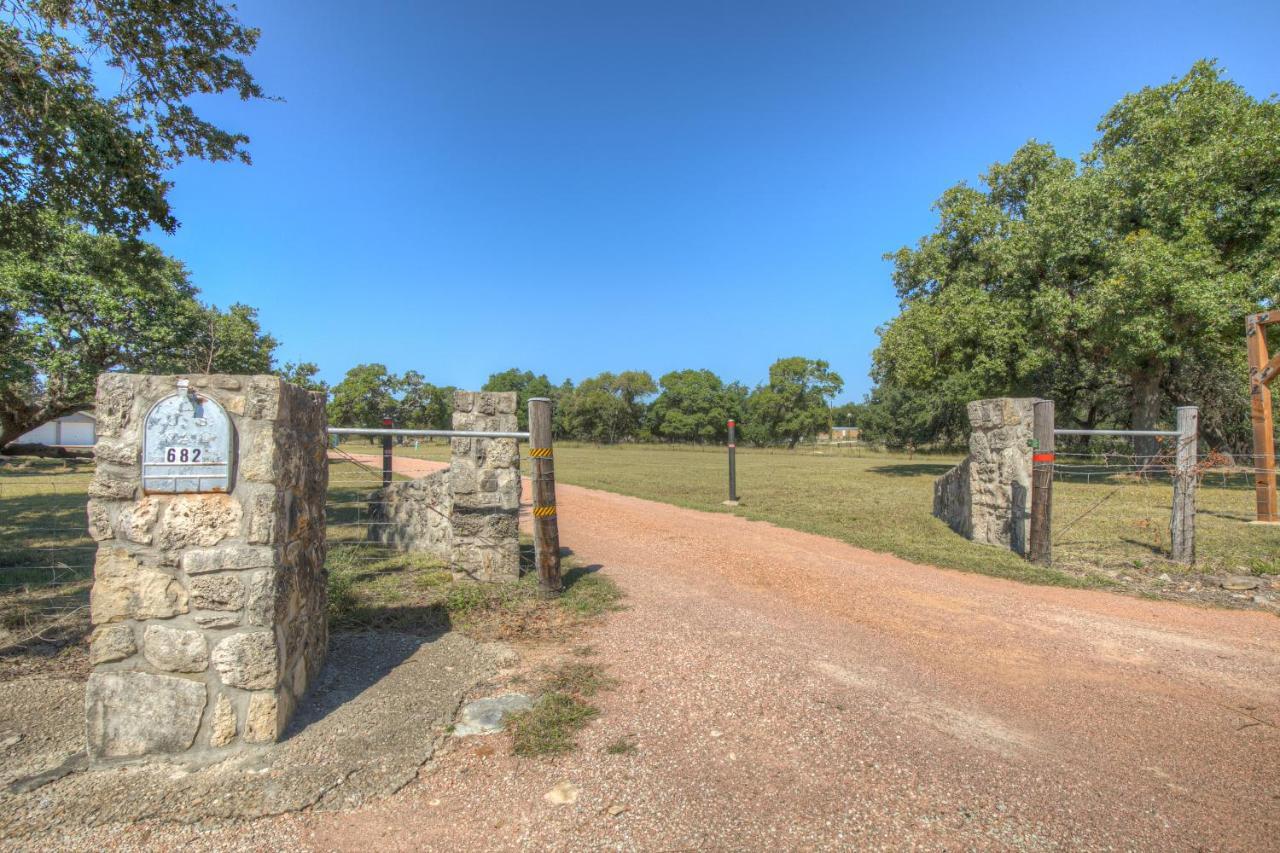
869, 61, 1279, 453
1, 0, 266, 246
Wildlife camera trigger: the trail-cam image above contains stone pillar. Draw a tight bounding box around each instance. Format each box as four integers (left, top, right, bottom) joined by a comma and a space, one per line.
933, 398, 1034, 555
84, 374, 328, 763
448, 391, 521, 582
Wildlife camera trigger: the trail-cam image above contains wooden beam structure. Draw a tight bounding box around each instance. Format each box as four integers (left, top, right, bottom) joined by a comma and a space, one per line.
1247, 312, 1279, 523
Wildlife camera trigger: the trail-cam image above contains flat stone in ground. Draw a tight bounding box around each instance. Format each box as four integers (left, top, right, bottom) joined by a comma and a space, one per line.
452, 693, 532, 736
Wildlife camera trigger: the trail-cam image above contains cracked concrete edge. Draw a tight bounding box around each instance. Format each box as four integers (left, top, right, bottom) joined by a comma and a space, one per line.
7, 751, 88, 795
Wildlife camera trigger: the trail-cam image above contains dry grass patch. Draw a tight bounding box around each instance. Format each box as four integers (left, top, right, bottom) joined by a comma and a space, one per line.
507, 660, 619, 757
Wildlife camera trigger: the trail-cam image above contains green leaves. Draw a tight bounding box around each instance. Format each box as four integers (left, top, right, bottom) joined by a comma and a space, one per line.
742, 358, 843, 448
870, 60, 1279, 450
482, 368, 558, 431
648, 369, 745, 443
0, 219, 278, 444
326, 365, 454, 431
0, 0, 266, 244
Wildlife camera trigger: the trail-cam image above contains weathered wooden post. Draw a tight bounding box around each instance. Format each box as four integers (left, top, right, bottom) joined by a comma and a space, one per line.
1247, 312, 1278, 523
381, 416, 393, 487
528, 398, 562, 595
1170, 406, 1199, 563
1029, 399, 1055, 566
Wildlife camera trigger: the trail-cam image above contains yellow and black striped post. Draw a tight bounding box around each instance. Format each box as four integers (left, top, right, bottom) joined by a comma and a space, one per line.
529, 398, 562, 594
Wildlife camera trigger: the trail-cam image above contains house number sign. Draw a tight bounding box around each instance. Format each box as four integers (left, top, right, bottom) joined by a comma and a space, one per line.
142, 379, 234, 493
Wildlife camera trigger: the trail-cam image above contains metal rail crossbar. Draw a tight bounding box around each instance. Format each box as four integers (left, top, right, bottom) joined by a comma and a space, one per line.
1030, 401, 1199, 567
327, 427, 530, 440
326, 397, 563, 594
1053, 428, 1180, 437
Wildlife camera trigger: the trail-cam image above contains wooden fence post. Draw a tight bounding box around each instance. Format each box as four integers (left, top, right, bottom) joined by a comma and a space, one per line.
1247, 313, 1278, 522
1170, 406, 1198, 563
1029, 399, 1055, 566
529, 398, 562, 595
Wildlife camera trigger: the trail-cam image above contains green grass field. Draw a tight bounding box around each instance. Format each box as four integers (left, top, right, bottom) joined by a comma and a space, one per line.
338, 439, 1278, 590
0, 455, 624, 656
1, 440, 1274, 652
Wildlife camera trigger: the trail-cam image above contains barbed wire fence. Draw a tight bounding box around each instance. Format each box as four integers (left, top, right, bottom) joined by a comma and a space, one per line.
1042, 415, 1270, 569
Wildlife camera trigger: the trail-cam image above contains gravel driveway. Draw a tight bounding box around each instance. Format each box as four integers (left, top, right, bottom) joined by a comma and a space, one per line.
295, 455, 1280, 851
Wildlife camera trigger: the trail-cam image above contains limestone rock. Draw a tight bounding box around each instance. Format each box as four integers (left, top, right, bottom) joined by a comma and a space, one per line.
118, 497, 161, 545
453, 694, 532, 736
544, 781, 579, 806
933, 398, 1035, 555
192, 611, 241, 628
243, 571, 276, 626
240, 429, 278, 482
86, 671, 206, 758
93, 374, 135, 439
245, 377, 281, 420
93, 439, 137, 467
182, 544, 275, 574
90, 548, 188, 624
143, 625, 209, 672
86, 502, 115, 541
244, 692, 279, 743
1222, 576, 1261, 591
212, 631, 279, 690
210, 694, 238, 747
90, 625, 137, 665
157, 494, 241, 551
243, 490, 277, 544
190, 574, 245, 611
88, 468, 136, 501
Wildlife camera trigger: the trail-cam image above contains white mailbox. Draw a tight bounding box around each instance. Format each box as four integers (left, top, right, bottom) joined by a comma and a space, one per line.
142, 380, 235, 493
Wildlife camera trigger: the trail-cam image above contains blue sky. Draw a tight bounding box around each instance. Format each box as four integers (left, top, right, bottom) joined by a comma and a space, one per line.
150, 0, 1279, 402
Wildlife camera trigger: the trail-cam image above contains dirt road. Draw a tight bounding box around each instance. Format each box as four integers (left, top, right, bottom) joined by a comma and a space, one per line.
311, 455, 1280, 850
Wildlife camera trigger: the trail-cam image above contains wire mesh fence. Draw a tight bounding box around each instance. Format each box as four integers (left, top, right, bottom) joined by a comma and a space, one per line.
1047, 444, 1270, 574
0, 458, 97, 651
324, 445, 535, 577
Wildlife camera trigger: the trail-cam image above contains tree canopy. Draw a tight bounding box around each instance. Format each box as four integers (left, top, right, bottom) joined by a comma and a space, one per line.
0, 0, 266, 246
0, 221, 278, 445
742, 357, 843, 448
648, 369, 746, 443
867, 61, 1280, 452
327, 364, 455, 436
561, 371, 656, 444
483, 368, 558, 431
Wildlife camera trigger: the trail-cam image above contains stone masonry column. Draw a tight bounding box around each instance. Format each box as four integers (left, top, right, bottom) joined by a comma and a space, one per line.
448, 391, 521, 582
84, 374, 328, 763
933, 398, 1035, 555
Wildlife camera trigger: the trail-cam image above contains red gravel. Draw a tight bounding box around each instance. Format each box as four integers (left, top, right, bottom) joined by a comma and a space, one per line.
305, 454, 1280, 850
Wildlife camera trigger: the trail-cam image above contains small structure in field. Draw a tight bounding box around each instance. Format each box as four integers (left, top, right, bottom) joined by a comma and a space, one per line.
818, 425, 861, 443
7, 409, 97, 449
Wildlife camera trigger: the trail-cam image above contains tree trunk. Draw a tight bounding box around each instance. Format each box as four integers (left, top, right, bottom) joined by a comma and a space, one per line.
1130, 368, 1166, 465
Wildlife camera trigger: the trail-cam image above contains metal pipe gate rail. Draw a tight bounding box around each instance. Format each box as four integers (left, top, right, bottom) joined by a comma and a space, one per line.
1028, 400, 1199, 567
326, 397, 562, 594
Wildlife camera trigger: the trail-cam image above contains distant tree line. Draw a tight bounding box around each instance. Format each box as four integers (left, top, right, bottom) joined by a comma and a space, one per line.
324, 358, 847, 448
864, 61, 1280, 455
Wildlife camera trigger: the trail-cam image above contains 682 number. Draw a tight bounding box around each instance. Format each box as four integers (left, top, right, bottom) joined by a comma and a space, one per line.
165, 447, 202, 463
